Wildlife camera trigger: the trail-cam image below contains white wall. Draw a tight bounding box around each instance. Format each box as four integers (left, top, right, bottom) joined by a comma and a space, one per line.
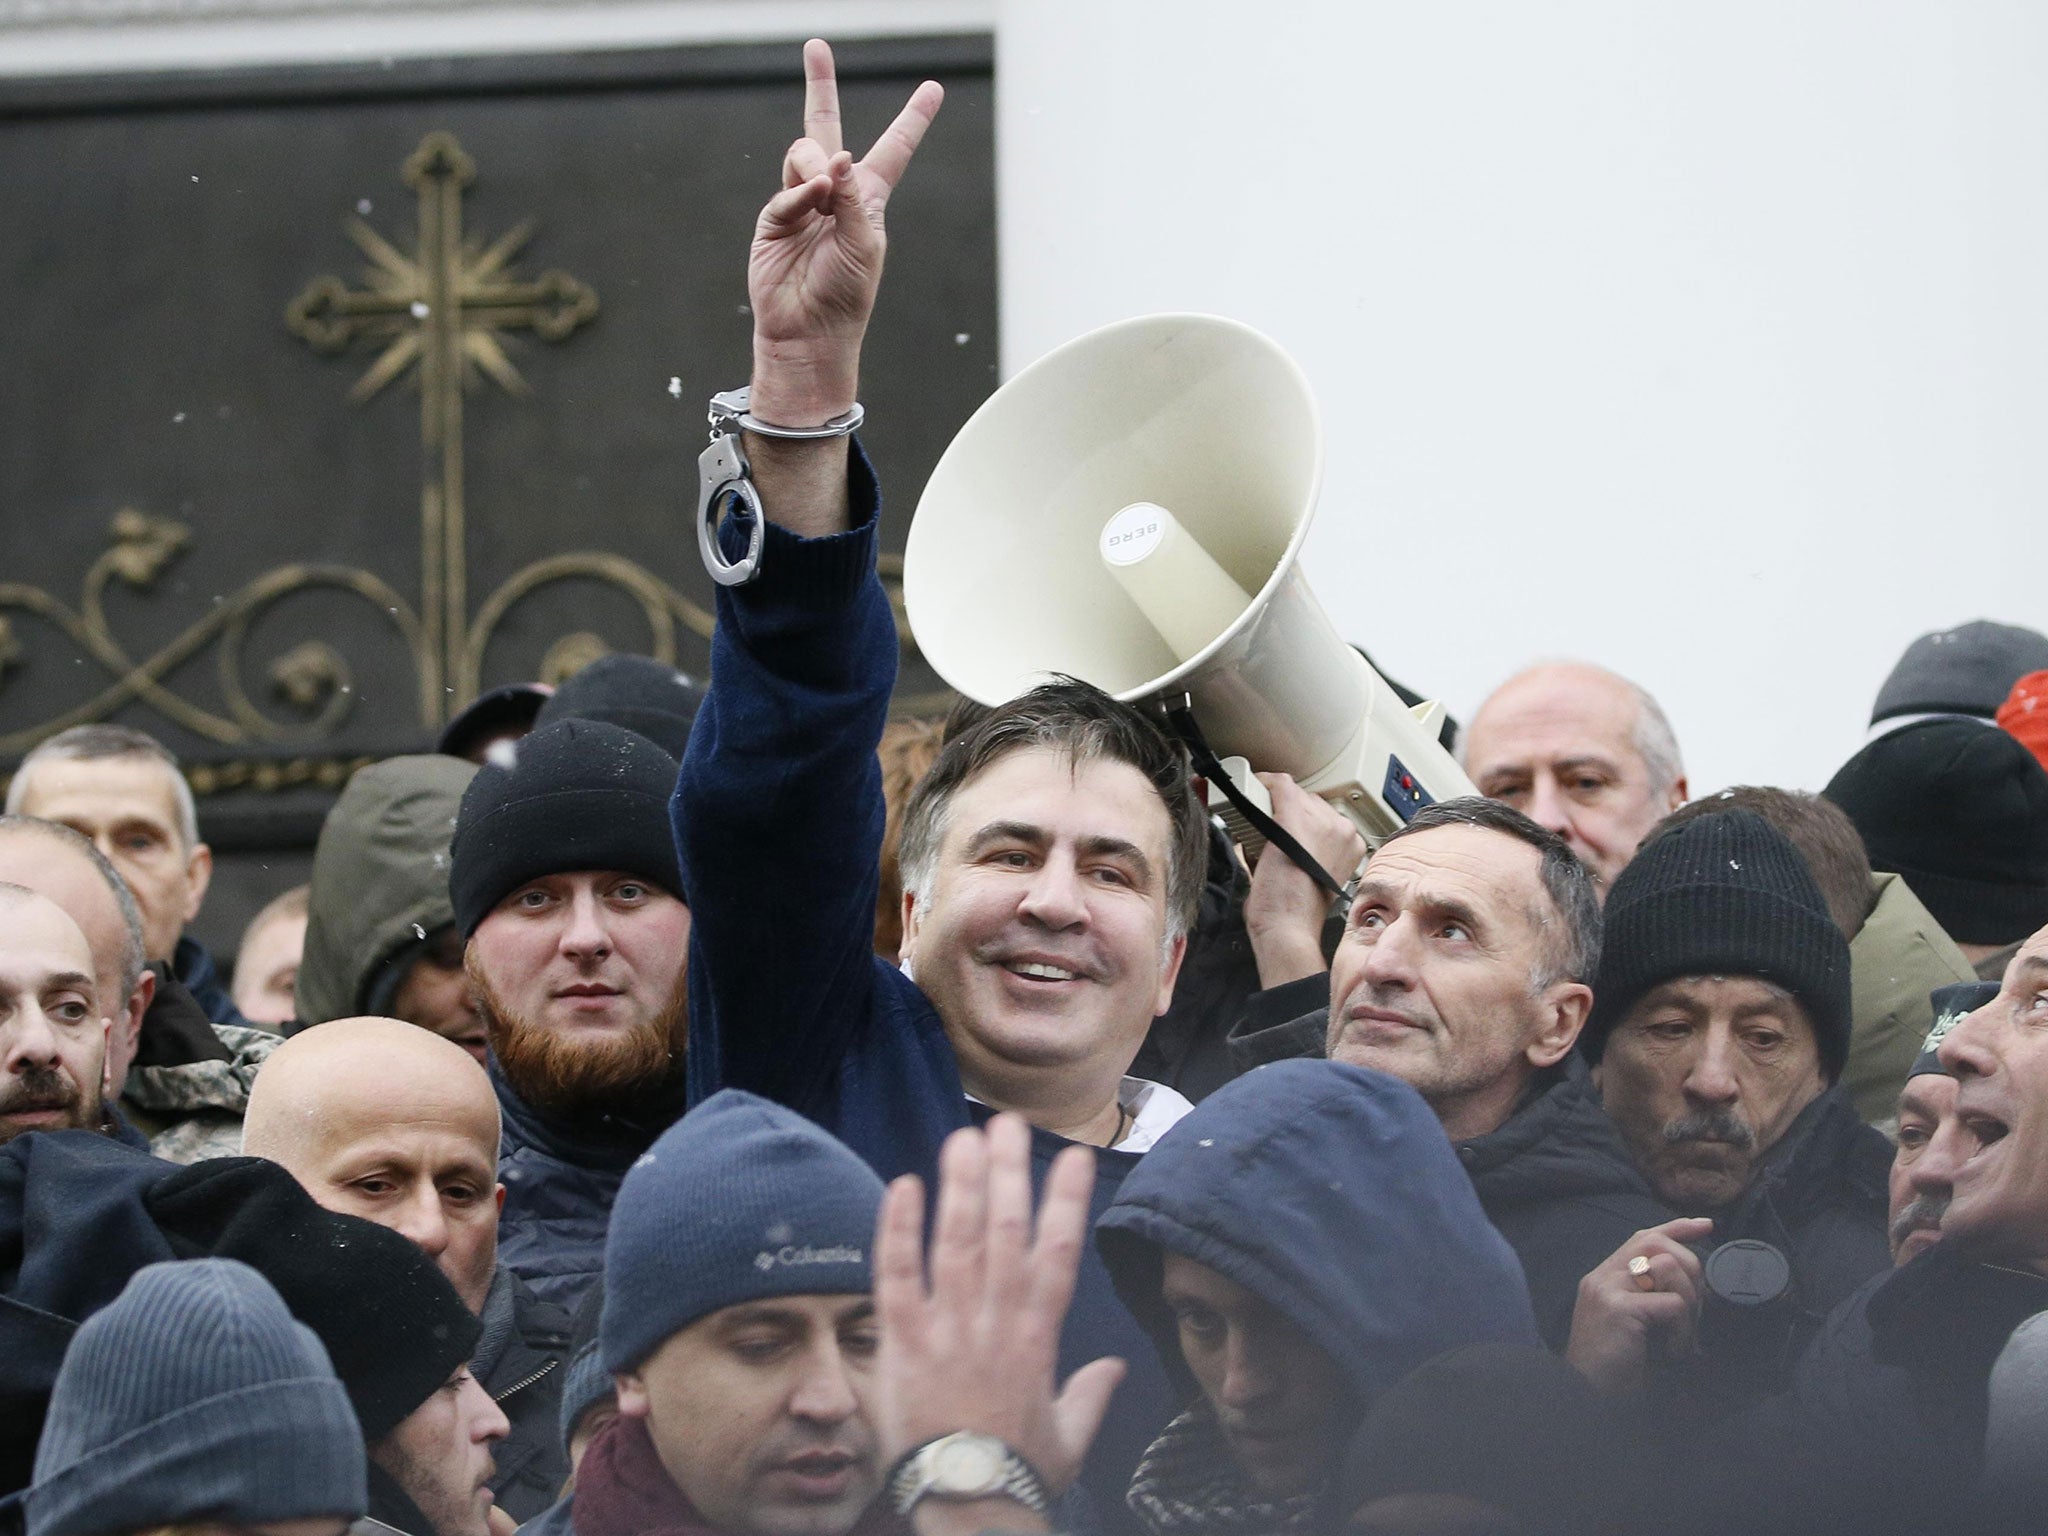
996, 1, 2047, 794
0, 0, 990, 74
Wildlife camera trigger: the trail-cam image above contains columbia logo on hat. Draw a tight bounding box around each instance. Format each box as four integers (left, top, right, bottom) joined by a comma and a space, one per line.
754, 1244, 864, 1271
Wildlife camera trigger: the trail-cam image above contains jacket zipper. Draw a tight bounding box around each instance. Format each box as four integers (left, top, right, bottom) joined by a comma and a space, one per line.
493, 1356, 560, 1404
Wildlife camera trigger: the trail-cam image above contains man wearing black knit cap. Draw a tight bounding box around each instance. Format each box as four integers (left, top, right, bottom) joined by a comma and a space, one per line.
448, 717, 691, 1313
1583, 808, 1893, 1397
144, 1156, 508, 1536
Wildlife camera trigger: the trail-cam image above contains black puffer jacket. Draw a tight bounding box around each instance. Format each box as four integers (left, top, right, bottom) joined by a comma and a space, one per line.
1456, 1056, 1675, 1350
1663, 1083, 1892, 1411
1677, 1248, 2048, 1536
473, 1263, 572, 1521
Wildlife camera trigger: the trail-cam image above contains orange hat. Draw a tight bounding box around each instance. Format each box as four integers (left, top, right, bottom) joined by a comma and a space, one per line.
2000, 670, 2048, 771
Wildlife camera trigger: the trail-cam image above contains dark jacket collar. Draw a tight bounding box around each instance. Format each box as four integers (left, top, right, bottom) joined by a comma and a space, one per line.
490, 1059, 683, 1171
1720, 1082, 1890, 1235
1455, 1054, 1656, 1204
171, 935, 252, 1032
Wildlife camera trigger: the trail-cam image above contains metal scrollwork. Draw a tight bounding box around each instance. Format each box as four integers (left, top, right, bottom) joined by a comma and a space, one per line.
2, 130, 928, 775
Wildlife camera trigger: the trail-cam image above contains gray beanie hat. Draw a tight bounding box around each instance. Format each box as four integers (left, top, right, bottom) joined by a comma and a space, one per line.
27, 1259, 366, 1536
602, 1090, 885, 1374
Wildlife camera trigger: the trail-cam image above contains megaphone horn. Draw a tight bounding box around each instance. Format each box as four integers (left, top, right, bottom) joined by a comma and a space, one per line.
903, 313, 1476, 859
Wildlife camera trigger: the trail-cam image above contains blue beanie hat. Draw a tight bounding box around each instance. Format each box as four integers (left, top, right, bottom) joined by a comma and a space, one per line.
602, 1090, 886, 1373
27, 1259, 366, 1536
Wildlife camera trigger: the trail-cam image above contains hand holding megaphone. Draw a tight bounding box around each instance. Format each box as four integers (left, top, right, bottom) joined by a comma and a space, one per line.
904, 314, 1478, 870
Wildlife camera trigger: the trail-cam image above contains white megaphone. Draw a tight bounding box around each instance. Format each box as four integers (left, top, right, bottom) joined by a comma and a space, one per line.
903, 313, 1476, 859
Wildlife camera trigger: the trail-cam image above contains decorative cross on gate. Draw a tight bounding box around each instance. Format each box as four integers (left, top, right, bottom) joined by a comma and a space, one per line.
285, 130, 600, 721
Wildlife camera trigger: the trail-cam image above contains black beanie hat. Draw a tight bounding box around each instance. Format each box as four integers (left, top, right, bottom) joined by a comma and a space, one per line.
436, 681, 550, 760
144, 1158, 482, 1442
535, 654, 706, 762
449, 717, 683, 936
1585, 809, 1852, 1080
1823, 717, 2048, 947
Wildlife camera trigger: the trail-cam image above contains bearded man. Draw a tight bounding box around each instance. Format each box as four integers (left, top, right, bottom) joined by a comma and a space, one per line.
448, 718, 690, 1311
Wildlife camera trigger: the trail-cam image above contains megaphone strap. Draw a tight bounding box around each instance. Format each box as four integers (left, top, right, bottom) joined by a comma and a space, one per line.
1163, 701, 1350, 905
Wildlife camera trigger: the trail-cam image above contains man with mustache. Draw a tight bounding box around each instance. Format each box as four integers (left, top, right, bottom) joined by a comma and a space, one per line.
448, 717, 690, 1312
0, 883, 111, 1145
1585, 808, 1892, 1398
1887, 980, 1996, 1266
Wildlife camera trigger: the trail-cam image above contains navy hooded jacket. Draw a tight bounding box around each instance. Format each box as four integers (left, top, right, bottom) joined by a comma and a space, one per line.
1097, 1059, 1539, 1415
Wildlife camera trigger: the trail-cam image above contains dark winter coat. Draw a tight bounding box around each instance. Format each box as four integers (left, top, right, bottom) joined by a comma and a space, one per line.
1676, 1247, 2048, 1536
493, 1064, 663, 1315
473, 1263, 572, 1522
1664, 1082, 1892, 1409
672, 454, 1179, 1527
1457, 1056, 1676, 1349
0, 1131, 179, 1491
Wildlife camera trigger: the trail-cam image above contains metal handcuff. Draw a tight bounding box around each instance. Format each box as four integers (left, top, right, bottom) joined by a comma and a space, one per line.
695, 386, 865, 586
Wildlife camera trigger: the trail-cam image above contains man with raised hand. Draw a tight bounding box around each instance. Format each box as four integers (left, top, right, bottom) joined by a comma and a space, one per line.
674, 40, 1204, 1514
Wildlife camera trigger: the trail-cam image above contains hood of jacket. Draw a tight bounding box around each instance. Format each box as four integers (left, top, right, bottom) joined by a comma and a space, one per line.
297, 755, 477, 1026
1096, 1059, 1537, 1412
1458, 1054, 1659, 1207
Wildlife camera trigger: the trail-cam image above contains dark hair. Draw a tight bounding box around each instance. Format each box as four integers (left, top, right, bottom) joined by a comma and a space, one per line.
1657, 787, 1874, 939
897, 677, 1208, 938
1377, 796, 1602, 986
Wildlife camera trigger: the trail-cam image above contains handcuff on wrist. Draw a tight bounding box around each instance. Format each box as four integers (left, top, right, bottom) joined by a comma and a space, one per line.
886, 1431, 1050, 1518
695, 385, 865, 587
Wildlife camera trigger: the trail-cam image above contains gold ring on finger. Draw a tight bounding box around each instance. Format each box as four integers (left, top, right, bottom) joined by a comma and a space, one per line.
1628, 1254, 1656, 1292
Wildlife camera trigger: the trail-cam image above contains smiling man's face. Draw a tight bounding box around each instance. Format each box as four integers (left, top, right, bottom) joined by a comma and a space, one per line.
1936, 927, 2048, 1272
901, 746, 1184, 1118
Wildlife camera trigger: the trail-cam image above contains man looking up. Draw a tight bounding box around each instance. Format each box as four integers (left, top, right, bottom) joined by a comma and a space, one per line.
1583, 808, 1892, 1388
1097, 1060, 1538, 1534
0, 883, 110, 1146
672, 40, 1201, 1512
296, 755, 484, 1061
6, 724, 244, 1028
522, 1090, 887, 1536
0, 814, 274, 1161
449, 717, 691, 1312
1281, 797, 1667, 1345
1463, 661, 1688, 896
242, 1016, 571, 1520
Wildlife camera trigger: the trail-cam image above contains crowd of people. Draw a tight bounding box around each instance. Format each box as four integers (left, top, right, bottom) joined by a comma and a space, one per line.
6, 37, 2048, 1536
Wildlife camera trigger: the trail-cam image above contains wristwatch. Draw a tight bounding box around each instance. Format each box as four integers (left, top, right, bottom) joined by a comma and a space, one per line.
887, 1432, 1050, 1517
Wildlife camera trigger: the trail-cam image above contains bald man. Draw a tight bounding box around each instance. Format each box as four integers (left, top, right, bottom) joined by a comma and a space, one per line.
0, 883, 111, 1145
244, 1017, 570, 1520
1464, 661, 1689, 895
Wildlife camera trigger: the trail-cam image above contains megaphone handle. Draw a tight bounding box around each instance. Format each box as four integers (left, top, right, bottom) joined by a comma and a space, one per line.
1164, 702, 1348, 904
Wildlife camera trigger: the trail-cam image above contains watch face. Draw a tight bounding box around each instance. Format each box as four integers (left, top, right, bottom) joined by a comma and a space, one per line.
931, 1435, 1005, 1494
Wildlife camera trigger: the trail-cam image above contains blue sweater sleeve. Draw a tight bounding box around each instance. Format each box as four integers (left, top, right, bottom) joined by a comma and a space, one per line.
674, 447, 900, 1114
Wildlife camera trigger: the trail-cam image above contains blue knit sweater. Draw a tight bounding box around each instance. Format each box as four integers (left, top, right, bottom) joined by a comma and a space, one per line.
673, 452, 1173, 1527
